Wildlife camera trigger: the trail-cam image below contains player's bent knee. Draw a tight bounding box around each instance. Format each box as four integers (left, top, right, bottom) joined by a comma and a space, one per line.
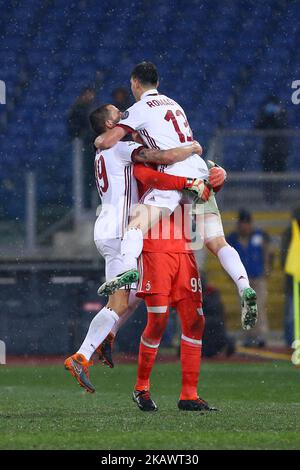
181, 334, 203, 346
146, 305, 168, 314
181, 305, 205, 340
205, 235, 228, 256
107, 292, 129, 316
141, 335, 160, 349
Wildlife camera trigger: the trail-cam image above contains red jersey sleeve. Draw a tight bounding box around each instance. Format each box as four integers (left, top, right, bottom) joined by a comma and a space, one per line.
133, 163, 187, 191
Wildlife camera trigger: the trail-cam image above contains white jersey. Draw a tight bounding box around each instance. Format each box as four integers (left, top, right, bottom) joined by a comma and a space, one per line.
94, 141, 140, 240
118, 88, 209, 180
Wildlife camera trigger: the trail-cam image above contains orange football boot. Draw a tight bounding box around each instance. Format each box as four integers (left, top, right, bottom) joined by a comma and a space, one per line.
64, 353, 95, 393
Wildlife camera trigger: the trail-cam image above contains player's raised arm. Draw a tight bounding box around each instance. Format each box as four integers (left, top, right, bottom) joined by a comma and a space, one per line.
133, 163, 187, 191
94, 102, 144, 150
132, 140, 203, 165
133, 163, 211, 201
94, 126, 127, 150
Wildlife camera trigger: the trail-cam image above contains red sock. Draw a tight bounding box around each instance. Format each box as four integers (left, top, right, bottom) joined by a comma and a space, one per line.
135, 340, 159, 391
175, 298, 204, 401
180, 339, 202, 400
135, 296, 169, 392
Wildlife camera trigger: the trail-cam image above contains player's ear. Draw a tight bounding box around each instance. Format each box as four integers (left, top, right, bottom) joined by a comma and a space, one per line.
106, 119, 115, 129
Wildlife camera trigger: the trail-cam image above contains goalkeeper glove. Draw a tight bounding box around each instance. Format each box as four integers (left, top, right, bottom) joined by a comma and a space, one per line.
185, 178, 211, 202
207, 160, 227, 193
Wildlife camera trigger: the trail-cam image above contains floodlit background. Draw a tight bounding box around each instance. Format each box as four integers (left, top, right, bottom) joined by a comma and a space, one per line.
0, 0, 300, 358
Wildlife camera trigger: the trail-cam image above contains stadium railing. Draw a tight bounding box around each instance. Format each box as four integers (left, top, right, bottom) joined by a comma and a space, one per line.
208, 129, 300, 211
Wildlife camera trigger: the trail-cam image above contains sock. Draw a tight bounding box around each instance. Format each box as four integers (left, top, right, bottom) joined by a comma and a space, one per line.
180, 337, 202, 401
135, 339, 159, 391
111, 291, 141, 336
121, 227, 143, 271
217, 245, 250, 295
135, 300, 169, 391
78, 307, 119, 361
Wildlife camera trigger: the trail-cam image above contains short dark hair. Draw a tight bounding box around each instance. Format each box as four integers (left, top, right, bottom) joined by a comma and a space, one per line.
89, 104, 111, 135
131, 61, 159, 86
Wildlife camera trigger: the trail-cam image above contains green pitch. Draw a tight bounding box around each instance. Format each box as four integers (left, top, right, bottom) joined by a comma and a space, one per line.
0, 361, 299, 450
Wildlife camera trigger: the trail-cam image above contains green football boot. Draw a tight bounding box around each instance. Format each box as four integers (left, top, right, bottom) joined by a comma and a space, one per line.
97, 269, 139, 296
241, 287, 258, 330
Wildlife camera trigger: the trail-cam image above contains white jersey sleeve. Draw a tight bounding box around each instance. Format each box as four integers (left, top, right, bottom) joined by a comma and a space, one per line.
117, 140, 144, 164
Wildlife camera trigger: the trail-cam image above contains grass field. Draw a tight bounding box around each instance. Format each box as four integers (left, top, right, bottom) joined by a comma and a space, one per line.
0, 361, 299, 450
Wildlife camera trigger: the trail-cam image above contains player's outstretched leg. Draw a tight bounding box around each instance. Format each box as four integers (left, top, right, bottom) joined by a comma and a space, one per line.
98, 206, 164, 296
97, 293, 142, 368
64, 305, 121, 392
205, 233, 258, 330
97, 226, 143, 295
64, 353, 95, 393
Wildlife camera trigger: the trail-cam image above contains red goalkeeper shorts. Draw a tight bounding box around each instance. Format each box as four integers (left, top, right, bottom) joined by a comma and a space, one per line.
137, 252, 202, 306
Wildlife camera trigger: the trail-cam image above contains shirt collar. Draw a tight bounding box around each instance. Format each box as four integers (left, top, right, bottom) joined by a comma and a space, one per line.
141, 89, 159, 100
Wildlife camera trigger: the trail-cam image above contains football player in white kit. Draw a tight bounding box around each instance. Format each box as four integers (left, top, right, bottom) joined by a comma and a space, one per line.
65, 103, 207, 392
95, 62, 258, 333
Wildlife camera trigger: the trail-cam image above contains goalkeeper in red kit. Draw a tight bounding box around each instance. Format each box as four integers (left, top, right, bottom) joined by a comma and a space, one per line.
132, 163, 220, 412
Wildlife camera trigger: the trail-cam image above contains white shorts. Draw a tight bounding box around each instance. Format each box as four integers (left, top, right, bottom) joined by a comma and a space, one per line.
142, 188, 182, 214
95, 238, 136, 287
95, 238, 124, 281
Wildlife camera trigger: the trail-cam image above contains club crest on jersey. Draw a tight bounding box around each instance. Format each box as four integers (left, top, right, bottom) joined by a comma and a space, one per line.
122, 110, 129, 120
145, 281, 151, 292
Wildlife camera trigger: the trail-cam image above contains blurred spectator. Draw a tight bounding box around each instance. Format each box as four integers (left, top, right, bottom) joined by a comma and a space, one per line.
255, 95, 289, 204
94, 70, 105, 92
281, 207, 300, 346
112, 87, 133, 111
68, 87, 96, 209
227, 210, 272, 347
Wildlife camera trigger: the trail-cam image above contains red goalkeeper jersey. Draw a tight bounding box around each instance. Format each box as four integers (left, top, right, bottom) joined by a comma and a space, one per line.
133, 163, 192, 253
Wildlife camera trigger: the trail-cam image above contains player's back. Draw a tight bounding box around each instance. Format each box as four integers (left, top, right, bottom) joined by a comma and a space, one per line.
119, 89, 208, 179
94, 141, 139, 240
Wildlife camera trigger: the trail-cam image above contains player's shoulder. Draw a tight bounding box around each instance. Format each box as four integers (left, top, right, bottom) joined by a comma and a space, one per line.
95, 144, 123, 163
119, 102, 143, 127
115, 140, 142, 161
126, 100, 143, 114
116, 140, 139, 151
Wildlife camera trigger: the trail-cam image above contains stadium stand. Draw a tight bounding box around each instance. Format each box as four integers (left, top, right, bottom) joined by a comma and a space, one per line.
1, 0, 299, 219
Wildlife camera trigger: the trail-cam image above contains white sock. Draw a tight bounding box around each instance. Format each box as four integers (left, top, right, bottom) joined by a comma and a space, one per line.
121, 228, 143, 271
218, 245, 250, 296
111, 291, 141, 336
78, 307, 119, 361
